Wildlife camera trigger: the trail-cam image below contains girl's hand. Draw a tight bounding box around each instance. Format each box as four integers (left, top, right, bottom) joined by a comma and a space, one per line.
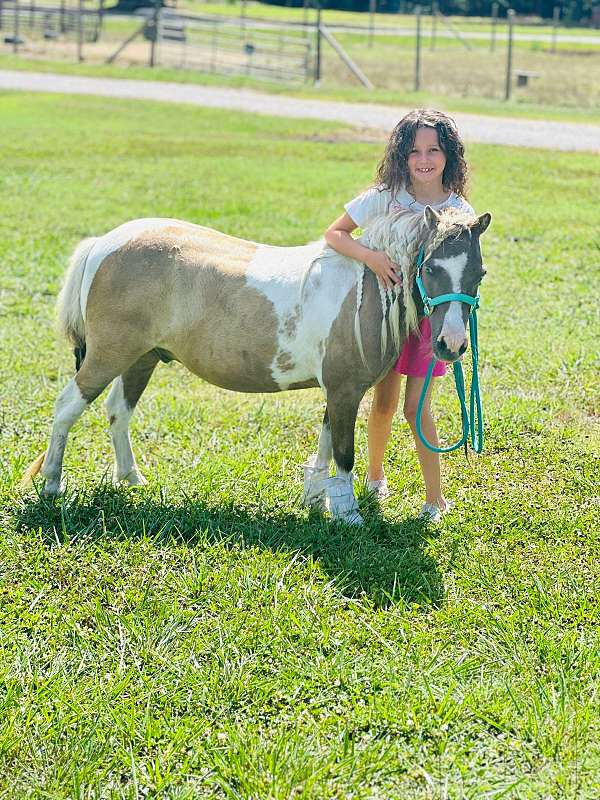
365, 251, 402, 292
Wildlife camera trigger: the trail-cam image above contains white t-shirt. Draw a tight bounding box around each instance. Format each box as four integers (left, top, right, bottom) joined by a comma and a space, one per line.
344, 185, 474, 229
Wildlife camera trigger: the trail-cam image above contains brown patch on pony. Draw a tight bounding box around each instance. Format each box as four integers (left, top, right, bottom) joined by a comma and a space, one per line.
282, 305, 302, 338
287, 378, 320, 390
321, 271, 406, 474
122, 351, 161, 409
83, 226, 281, 394
276, 351, 295, 373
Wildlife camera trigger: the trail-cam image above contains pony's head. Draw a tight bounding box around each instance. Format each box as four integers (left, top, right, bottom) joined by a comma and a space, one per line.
350, 204, 490, 371
418, 206, 491, 362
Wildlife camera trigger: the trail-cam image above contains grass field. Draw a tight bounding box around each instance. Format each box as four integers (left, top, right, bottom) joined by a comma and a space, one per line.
1, 91, 599, 798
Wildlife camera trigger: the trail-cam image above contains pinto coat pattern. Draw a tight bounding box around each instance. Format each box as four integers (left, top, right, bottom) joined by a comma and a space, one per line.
23, 207, 490, 524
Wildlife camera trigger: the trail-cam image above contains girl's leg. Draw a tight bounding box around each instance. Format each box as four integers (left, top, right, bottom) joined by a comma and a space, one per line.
403, 375, 448, 510
367, 369, 402, 481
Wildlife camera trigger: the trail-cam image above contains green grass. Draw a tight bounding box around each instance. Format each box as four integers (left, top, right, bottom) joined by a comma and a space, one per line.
1, 92, 599, 798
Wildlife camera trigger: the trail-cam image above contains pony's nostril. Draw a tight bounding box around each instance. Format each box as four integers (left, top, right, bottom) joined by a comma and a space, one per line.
459, 341, 468, 356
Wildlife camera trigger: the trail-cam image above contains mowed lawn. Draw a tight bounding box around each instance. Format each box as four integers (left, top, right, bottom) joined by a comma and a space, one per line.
1, 93, 599, 798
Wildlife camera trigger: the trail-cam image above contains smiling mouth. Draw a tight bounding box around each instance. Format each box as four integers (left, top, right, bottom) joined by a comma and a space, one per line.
417, 168, 435, 173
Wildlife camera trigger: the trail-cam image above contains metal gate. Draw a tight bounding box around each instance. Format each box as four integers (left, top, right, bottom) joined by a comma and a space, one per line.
155, 12, 313, 84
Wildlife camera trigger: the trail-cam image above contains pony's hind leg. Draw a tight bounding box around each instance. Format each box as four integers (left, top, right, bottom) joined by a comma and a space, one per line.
40, 377, 89, 496
104, 351, 159, 486
39, 347, 148, 496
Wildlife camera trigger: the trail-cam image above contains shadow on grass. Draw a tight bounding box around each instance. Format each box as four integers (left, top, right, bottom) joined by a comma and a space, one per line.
14, 483, 444, 609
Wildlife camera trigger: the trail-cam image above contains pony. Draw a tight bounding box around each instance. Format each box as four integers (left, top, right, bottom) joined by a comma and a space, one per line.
23, 206, 491, 524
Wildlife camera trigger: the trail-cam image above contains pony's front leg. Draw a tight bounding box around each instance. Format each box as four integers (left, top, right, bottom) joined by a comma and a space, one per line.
302, 409, 332, 509
322, 388, 364, 526
41, 377, 89, 496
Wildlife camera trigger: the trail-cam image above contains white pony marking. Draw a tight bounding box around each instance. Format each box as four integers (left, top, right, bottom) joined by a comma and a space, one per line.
104, 377, 146, 485
245, 242, 361, 389
41, 377, 88, 494
433, 251, 469, 351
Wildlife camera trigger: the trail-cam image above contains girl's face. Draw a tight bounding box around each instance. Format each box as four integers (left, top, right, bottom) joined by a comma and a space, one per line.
407, 126, 446, 189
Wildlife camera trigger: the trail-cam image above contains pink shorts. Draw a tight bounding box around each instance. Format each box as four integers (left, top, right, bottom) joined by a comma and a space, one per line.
393, 317, 447, 378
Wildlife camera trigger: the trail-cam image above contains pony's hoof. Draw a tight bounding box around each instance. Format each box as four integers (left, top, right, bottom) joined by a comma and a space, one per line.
114, 469, 147, 488
302, 492, 326, 511
323, 475, 363, 526
302, 457, 329, 510
41, 478, 65, 498
337, 509, 364, 526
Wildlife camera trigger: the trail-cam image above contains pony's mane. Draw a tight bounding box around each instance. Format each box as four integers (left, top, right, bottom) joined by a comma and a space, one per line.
357, 206, 477, 366
314, 206, 478, 368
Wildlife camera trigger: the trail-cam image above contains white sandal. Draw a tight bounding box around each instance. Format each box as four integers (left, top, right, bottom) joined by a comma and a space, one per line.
418, 500, 454, 523
367, 476, 390, 501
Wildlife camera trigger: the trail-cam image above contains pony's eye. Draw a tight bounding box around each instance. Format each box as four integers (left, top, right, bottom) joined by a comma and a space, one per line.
425, 266, 434, 275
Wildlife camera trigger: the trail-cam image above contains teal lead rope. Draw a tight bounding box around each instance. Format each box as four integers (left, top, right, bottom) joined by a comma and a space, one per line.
414, 247, 484, 454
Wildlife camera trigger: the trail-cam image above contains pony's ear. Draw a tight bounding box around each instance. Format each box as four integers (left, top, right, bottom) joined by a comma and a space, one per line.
424, 206, 441, 229
476, 212, 492, 234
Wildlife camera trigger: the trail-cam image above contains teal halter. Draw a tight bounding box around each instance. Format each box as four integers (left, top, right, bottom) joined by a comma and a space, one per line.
414, 246, 483, 454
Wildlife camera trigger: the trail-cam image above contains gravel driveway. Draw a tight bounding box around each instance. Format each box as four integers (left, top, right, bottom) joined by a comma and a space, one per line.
1, 69, 599, 152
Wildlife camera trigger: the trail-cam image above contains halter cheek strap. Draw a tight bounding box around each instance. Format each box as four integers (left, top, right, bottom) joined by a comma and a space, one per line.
414, 246, 484, 454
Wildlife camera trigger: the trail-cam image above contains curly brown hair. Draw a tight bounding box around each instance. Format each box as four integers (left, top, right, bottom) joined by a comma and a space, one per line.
375, 109, 468, 198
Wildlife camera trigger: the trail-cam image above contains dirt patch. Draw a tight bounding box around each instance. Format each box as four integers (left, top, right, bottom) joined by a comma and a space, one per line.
288, 127, 388, 144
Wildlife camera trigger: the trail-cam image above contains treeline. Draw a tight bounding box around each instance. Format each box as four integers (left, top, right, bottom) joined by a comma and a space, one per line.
260, 0, 595, 22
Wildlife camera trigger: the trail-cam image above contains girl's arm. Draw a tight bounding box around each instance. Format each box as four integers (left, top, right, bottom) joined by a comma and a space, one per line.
324, 212, 401, 291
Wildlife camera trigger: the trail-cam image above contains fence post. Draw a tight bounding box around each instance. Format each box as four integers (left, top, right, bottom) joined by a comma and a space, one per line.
149, 1, 160, 67
13, 0, 20, 53
368, 0, 375, 48
490, 1, 498, 53
430, 1, 437, 51
414, 4, 421, 92
77, 0, 84, 61
60, 0, 65, 34
314, 4, 321, 85
210, 18, 217, 72
0, 0, 4, 32
504, 8, 514, 101
551, 5, 559, 54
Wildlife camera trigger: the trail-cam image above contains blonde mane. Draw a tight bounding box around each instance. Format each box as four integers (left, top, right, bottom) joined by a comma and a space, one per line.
310, 206, 478, 368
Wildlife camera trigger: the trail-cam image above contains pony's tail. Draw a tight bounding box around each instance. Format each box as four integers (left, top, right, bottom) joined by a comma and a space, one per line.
56, 237, 97, 357
20, 452, 46, 489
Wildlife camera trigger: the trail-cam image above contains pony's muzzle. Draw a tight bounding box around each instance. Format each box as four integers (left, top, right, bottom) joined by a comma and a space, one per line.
435, 336, 468, 362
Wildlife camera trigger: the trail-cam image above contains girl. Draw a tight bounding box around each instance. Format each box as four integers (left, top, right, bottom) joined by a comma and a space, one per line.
324, 108, 474, 523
